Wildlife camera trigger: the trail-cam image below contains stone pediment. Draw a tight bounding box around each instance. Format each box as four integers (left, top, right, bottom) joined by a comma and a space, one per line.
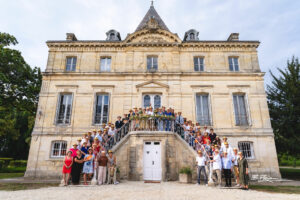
124, 29, 181, 44
136, 81, 169, 89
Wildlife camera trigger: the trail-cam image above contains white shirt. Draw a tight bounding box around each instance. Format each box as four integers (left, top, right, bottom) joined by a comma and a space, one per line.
221, 146, 234, 160
232, 154, 239, 166
196, 156, 206, 166
213, 154, 222, 170
108, 129, 116, 136
147, 111, 154, 115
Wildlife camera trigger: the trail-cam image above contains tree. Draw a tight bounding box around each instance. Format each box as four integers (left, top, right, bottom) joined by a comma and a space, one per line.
0, 32, 42, 159
267, 57, 300, 155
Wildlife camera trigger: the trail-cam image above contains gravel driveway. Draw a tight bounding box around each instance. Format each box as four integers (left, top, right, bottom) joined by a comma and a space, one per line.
0, 181, 299, 200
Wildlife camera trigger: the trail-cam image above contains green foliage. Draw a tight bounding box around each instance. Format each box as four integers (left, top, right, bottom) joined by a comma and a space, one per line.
9, 160, 27, 168
179, 167, 192, 175
0, 160, 4, 169
267, 57, 300, 156
0, 32, 42, 159
0, 158, 13, 168
278, 154, 300, 167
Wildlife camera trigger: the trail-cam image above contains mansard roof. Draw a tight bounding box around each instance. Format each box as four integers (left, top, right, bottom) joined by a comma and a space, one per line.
135, 5, 169, 32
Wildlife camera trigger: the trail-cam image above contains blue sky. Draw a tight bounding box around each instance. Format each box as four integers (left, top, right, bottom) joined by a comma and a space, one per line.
0, 0, 299, 85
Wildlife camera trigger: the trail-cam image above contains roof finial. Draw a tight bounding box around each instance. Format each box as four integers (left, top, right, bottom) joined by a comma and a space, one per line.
151, 0, 154, 7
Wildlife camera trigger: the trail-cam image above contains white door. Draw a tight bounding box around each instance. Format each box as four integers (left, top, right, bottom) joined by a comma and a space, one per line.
143, 141, 162, 181
143, 94, 161, 109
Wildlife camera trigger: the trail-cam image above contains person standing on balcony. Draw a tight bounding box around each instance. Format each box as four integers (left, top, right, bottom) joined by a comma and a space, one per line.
196, 150, 208, 186
157, 108, 164, 131
176, 112, 184, 127
165, 108, 172, 131
211, 149, 222, 187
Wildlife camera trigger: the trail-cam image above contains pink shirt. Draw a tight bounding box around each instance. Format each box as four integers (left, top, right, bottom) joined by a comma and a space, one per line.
69, 148, 78, 157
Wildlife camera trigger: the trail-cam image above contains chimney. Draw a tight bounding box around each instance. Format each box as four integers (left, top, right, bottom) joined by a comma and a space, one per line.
227, 33, 239, 41
66, 33, 77, 41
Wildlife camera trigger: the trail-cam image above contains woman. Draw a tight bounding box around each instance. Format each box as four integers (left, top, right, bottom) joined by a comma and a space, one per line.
238, 151, 249, 190
107, 150, 118, 184
82, 148, 94, 185
62, 150, 73, 186
71, 150, 84, 185
202, 132, 211, 144
194, 131, 203, 151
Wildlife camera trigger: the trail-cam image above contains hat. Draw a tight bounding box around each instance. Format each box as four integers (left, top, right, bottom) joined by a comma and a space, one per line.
214, 144, 218, 147
223, 136, 227, 139
215, 149, 219, 152
197, 150, 202, 153
77, 138, 82, 141
108, 150, 113, 153
224, 152, 228, 154
93, 129, 96, 132
233, 148, 238, 150
88, 147, 93, 150
73, 143, 78, 146
94, 137, 99, 140
224, 142, 228, 145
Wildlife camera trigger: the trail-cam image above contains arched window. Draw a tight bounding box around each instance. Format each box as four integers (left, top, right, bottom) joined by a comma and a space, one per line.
144, 95, 151, 108
154, 95, 161, 109
190, 32, 195, 40
50, 141, 67, 158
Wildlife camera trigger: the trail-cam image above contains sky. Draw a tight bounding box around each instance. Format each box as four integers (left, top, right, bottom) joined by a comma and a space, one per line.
0, 0, 299, 85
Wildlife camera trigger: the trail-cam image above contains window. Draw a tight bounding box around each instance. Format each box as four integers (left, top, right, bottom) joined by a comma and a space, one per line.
143, 94, 161, 109
194, 57, 204, 71
233, 94, 248, 126
51, 141, 67, 158
195, 94, 211, 125
56, 94, 73, 124
100, 57, 111, 72
238, 142, 254, 159
229, 57, 239, 71
66, 57, 77, 71
147, 56, 158, 71
190, 33, 195, 40
94, 94, 110, 124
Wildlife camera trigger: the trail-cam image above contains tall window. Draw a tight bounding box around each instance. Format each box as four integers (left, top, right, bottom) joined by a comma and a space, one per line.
229, 57, 239, 71
143, 94, 161, 109
147, 56, 158, 71
66, 57, 77, 71
233, 94, 248, 126
51, 141, 67, 158
196, 94, 211, 125
94, 94, 110, 124
100, 57, 111, 72
194, 57, 204, 71
56, 94, 73, 124
238, 142, 254, 159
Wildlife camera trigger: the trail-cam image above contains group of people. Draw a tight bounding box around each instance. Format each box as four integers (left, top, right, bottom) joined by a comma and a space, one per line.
61, 106, 249, 189
61, 120, 124, 186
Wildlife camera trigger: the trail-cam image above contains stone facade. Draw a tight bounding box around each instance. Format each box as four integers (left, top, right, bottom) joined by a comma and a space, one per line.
25, 5, 281, 179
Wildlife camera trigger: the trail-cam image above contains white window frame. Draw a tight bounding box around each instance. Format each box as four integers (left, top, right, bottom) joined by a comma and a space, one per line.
194, 57, 205, 72
238, 141, 255, 159
94, 94, 110, 125
232, 94, 249, 126
55, 93, 73, 125
50, 141, 67, 158
195, 93, 211, 126
143, 94, 161, 109
229, 57, 239, 72
65, 57, 77, 71
100, 57, 111, 72
147, 56, 158, 71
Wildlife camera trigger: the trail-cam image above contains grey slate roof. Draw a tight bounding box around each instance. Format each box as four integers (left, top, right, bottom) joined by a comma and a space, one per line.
135, 5, 170, 32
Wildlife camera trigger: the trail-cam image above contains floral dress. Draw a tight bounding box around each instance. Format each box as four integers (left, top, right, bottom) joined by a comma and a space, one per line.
82, 154, 94, 174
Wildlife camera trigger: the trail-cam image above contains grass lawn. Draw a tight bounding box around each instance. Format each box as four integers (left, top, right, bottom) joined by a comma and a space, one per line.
0, 183, 58, 191
0, 173, 24, 179
280, 167, 300, 181
250, 185, 300, 194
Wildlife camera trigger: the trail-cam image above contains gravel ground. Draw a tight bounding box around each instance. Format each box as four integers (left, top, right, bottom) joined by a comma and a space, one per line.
0, 181, 299, 200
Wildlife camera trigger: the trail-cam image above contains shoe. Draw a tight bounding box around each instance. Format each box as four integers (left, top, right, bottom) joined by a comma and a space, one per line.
205, 184, 208, 187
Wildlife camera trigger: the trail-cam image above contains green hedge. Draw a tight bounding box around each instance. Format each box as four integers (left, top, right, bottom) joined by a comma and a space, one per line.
0, 158, 13, 168
9, 160, 27, 168
278, 154, 300, 167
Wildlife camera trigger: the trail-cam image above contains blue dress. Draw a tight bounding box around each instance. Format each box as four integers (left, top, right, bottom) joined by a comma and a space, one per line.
82, 154, 94, 174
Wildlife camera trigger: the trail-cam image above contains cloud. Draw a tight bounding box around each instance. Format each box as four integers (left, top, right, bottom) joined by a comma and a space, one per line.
0, 0, 299, 85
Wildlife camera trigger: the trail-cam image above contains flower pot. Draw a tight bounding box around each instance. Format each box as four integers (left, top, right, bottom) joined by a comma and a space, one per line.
179, 173, 192, 183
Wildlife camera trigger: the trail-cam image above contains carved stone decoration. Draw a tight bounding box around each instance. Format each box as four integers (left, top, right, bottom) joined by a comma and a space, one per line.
147, 17, 159, 30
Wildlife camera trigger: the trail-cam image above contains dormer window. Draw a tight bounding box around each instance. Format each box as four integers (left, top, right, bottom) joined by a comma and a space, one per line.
106, 30, 121, 41
190, 33, 195, 40
183, 29, 199, 41
147, 56, 158, 71
109, 33, 115, 40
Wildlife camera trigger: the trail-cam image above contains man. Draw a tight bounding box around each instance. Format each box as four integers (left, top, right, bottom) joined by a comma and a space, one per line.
96, 130, 103, 142
196, 150, 208, 186
232, 148, 240, 186
209, 128, 217, 143
115, 116, 124, 130
97, 151, 108, 185
203, 125, 210, 134
108, 125, 116, 139
211, 149, 222, 187
100, 124, 106, 132
107, 150, 119, 185
175, 112, 184, 125
222, 152, 232, 187
221, 142, 234, 159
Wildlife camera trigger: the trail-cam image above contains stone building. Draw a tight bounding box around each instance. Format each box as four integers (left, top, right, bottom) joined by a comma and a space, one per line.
25, 4, 281, 180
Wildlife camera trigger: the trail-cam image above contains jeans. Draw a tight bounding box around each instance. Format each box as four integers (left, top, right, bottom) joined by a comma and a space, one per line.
212, 169, 222, 185
165, 120, 170, 131
197, 166, 207, 184
223, 169, 232, 186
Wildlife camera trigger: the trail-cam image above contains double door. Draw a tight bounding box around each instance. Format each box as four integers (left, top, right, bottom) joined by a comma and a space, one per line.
143, 141, 162, 181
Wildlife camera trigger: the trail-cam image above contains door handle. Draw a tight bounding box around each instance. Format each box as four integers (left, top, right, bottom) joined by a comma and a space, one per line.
152, 161, 154, 165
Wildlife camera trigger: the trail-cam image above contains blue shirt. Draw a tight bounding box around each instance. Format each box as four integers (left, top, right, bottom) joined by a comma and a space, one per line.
80, 146, 88, 158
222, 157, 232, 169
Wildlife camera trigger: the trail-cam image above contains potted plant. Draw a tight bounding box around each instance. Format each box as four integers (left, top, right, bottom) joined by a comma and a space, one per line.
179, 167, 192, 183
